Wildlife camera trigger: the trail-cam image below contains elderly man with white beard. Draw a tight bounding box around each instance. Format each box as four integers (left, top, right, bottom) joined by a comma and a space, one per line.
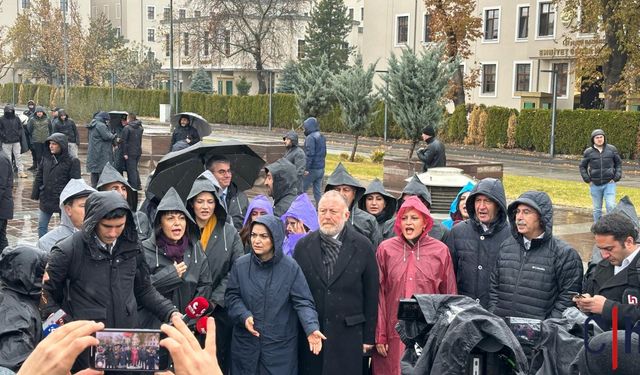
293, 190, 379, 375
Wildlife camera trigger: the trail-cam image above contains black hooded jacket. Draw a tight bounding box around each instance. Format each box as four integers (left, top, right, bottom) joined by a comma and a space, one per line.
446, 178, 511, 308
358, 178, 397, 240
265, 158, 298, 217
187, 176, 243, 307
44, 191, 177, 329
31, 133, 81, 214
0, 152, 12, 221
170, 123, 200, 151
416, 136, 446, 172
489, 191, 583, 319
0, 105, 23, 143
121, 119, 144, 157
51, 110, 78, 144
579, 129, 622, 186
0, 245, 47, 371
140, 188, 212, 328
325, 163, 382, 247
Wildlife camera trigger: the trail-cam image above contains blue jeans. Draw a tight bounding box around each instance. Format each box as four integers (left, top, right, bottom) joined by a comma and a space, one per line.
590, 182, 616, 222
303, 168, 324, 206
38, 210, 53, 238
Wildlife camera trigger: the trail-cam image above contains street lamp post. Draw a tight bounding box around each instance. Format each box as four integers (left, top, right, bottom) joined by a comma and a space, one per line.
541, 69, 558, 158
169, 0, 175, 116
375, 69, 389, 142
268, 71, 273, 131
62, 0, 68, 107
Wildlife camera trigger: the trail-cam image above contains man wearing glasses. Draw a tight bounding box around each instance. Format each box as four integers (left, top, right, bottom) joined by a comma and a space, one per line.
207, 155, 248, 230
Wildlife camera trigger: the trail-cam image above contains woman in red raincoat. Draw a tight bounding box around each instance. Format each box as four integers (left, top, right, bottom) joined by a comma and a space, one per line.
372, 196, 457, 375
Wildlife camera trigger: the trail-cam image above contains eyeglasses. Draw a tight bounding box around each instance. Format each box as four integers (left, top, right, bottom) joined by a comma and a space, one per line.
215, 169, 232, 176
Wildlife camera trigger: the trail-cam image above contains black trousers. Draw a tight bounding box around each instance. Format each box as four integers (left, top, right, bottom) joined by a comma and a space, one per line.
32, 142, 46, 168
125, 155, 141, 190
0, 219, 7, 253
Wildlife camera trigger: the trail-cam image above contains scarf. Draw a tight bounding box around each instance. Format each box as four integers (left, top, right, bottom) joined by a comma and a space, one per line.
157, 232, 189, 263
319, 230, 343, 280
200, 215, 217, 250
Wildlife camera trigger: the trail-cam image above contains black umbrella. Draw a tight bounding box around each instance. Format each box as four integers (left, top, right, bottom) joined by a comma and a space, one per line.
171, 112, 212, 138
108, 111, 128, 135
146, 140, 265, 201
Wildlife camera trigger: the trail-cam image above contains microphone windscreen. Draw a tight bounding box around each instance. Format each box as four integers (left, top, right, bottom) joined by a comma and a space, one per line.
185, 296, 210, 319
195, 317, 209, 334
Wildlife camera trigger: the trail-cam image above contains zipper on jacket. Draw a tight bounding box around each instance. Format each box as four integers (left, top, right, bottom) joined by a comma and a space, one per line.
511, 249, 529, 310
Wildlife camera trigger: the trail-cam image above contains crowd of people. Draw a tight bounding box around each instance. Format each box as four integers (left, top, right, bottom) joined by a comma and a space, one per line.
0, 104, 638, 374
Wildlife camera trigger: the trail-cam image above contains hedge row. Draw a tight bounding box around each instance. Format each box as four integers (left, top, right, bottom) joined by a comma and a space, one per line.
2, 83, 639, 158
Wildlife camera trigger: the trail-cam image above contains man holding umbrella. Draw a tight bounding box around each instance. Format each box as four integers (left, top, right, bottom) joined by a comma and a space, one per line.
170, 115, 200, 152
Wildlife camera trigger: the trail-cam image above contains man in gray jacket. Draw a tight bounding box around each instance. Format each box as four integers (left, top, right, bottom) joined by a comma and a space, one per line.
38, 179, 96, 252
282, 130, 306, 194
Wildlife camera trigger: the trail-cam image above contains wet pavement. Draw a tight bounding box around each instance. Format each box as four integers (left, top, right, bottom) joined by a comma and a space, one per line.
7, 118, 616, 263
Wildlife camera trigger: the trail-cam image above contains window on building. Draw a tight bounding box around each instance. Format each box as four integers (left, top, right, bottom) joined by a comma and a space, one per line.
179, 9, 186, 19
147, 6, 155, 20
552, 62, 569, 97
194, 10, 201, 18
147, 51, 156, 61
538, 2, 555, 37
183, 32, 189, 56
515, 63, 531, 92
60, 0, 68, 13
297, 39, 306, 60
396, 15, 409, 45
204, 31, 210, 56
115, 27, 121, 38
361, 7, 364, 21
22, 0, 30, 9
484, 8, 499, 41
115, 3, 121, 19
578, 8, 597, 33
92, 6, 97, 17
481, 64, 497, 95
423, 14, 431, 42
348, 8, 354, 20
517, 6, 529, 39
165, 34, 170, 56
224, 30, 231, 56
103, 5, 109, 17
164, 7, 170, 21
147, 28, 155, 42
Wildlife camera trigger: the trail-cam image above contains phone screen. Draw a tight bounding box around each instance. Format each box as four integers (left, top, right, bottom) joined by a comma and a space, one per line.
91, 329, 168, 372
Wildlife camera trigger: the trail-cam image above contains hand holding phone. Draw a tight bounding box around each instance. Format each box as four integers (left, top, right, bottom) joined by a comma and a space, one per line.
90, 329, 169, 372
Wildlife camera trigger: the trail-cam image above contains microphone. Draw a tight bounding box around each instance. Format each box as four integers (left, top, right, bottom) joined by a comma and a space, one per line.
182, 297, 214, 323
195, 316, 209, 335
43, 323, 60, 338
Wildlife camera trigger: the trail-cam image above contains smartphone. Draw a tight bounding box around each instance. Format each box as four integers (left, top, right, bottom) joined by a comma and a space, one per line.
570, 292, 585, 299
90, 328, 169, 372
397, 299, 425, 321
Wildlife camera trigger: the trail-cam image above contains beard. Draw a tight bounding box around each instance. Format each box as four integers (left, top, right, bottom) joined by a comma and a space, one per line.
319, 221, 345, 237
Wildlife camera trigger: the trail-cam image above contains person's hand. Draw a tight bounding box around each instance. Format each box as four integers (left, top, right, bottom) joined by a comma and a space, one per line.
186, 137, 191, 144
124, 155, 128, 160
245, 316, 260, 337
17, 320, 105, 375
304, 171, 309, 176
157, 315, 222, 375
362, 344, 374, 354
307, 330, 326, 355
376, 343, 388, 357
575, 294, 607, 314
174, 262, 187, 278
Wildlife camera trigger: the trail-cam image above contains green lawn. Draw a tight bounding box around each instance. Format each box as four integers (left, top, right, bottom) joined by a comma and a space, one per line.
324, 154, 640, 210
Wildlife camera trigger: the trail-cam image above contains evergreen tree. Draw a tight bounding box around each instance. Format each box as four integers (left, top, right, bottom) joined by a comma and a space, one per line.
382, 44, 458, 158
295, 54, 333, 119
276, 60, 299, 93
303, 0, 353, 74
333, 55, 378, 161
190, 68, 213, 94
236, 76, 252, 96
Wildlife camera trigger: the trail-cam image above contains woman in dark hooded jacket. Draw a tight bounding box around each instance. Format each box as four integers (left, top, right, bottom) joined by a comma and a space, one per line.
238, 195, 273, 252
139, 187, 212, 328
225, 215, 325, 375
187, 175, 244, 374
358, 178, 397, 241
0, 245, 47, 371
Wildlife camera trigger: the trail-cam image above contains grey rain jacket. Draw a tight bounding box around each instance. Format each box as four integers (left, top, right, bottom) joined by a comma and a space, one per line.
85, 111, 115, 173
265, 158, 298, 217
187, 176, 243, 307
283, 130, 306, 193
325, 162, 382, 248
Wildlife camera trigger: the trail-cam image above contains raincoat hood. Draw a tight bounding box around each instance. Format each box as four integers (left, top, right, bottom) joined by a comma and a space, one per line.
400, 175, 432, 208
45, 132, 69, 156
251, 214, 285, 264
57, 109, 68, 119
283, 130, 299, 147
358, 178, 397, 223
265, 158, 298, 203
97, 162, 135, 191
187, 175, 227, 224
243, 195, 274, 226
303, 117, 319, 136
34, 106, 47, 117
465, 178, 507, 226
3, 105, 15, 118
393, 196, 434, 240
507, 190, 553, 243
610, 196, 640, 242
281, 193, 319, 231
0, 245, 47, 297
324, 162, 366, 208
591, 129, 606, 145
82, 191, 138, 243
449, 181, 476, 218
154, 187, 200, 241
128, 119, 142, 129
59, 179, 97, 230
